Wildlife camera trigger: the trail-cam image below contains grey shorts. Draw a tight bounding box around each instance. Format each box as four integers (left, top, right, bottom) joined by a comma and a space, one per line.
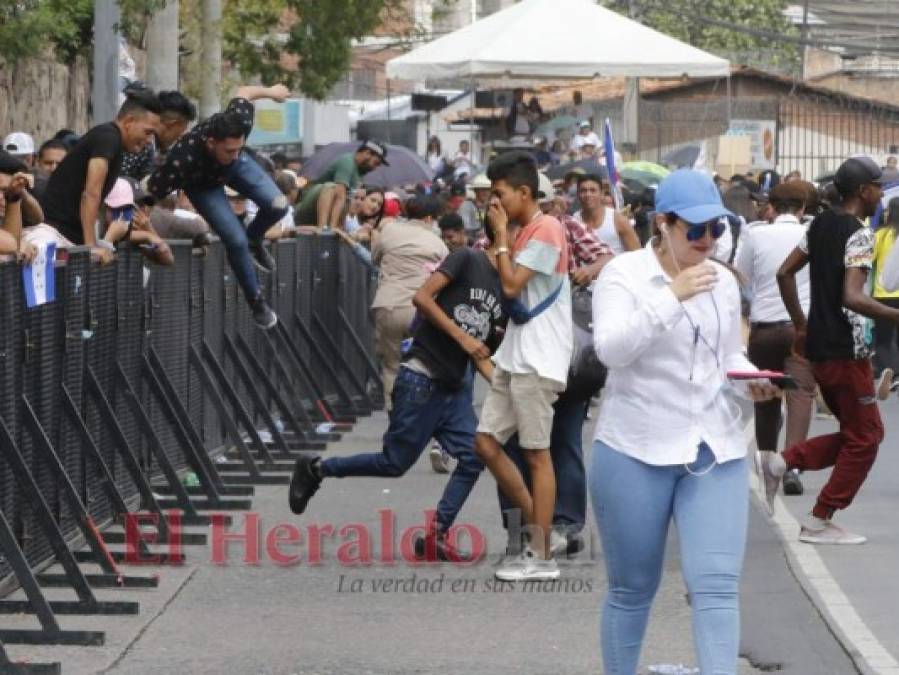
477, 367, 564, 450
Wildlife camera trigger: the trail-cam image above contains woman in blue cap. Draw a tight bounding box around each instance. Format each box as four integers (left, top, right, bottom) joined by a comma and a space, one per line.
588, 169, 782, 674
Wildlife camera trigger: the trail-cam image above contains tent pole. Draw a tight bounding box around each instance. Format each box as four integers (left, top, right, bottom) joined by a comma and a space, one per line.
386, 78, 392, 143
470, 77, 476, 169
726, 72, 732, 129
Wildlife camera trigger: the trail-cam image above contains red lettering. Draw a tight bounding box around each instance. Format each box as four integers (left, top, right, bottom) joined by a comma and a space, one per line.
306, 523, 335, 565
266, 524, 302, 566
445, 522, 486, 566
379, 509, 396, 565
210, 513, 260, 565
336, 523, 372, 566
399, 510, 437, 564
124, 513, 160, 565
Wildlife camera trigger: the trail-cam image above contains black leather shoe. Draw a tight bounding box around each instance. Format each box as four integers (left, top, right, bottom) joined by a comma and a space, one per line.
248, 239, 276, 273
250, 294, 278, 330
782, 469, 804, 496
412, 531, 472, 562
288, 455, 322, 514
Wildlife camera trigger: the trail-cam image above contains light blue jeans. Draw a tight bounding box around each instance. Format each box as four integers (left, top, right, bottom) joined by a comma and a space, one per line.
589, 440, 748, 675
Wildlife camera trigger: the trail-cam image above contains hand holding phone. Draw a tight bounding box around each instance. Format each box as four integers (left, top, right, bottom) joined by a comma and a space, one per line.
727, 370, 798, 390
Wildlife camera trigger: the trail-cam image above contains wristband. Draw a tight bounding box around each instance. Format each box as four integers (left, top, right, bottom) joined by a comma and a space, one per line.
496, 246, 510, 255
5, 193, 22, 203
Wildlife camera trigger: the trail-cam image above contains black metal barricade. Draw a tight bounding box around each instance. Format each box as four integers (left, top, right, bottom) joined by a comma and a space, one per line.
0, 234, 380, 658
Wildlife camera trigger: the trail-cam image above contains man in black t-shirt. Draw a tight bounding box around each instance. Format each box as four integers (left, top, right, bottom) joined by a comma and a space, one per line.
288, 237, 506, 561
148, 83, 291, 329
772, 156, 899, 545
41, 88, 161, 264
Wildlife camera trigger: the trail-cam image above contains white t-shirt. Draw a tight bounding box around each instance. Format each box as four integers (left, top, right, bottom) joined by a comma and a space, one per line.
493, 214, 573, 385
733, 214, 810, 322
571, 132, 600, 151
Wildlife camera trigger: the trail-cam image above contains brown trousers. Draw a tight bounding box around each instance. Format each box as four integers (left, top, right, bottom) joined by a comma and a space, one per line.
746, 322, 816, 452
373, 305, 417, 410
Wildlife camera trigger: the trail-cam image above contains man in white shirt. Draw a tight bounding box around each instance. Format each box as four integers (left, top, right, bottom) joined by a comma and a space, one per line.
735, 181, 817, 496
570, 121, 600, 158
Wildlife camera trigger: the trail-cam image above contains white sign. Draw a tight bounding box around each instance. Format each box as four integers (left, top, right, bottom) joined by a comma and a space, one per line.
729, 119, 777, 169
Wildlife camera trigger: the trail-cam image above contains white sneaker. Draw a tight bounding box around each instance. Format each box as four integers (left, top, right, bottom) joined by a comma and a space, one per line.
495, 547, 560, 582
549, 530, 568, 557
799, 521, 867, 545
877, 368, 894, 401
429, 443, 451, 474
756, 451, 786, 517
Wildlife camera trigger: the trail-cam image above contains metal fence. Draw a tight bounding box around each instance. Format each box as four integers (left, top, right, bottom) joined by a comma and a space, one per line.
0, 233, 381, 668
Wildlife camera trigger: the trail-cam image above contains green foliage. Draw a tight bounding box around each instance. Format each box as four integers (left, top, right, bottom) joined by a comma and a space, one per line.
601, 0, 800, 73
0, 0, 93, 63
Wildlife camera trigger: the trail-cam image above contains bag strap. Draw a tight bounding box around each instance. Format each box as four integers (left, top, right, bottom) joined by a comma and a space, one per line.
525, 280, 564, 321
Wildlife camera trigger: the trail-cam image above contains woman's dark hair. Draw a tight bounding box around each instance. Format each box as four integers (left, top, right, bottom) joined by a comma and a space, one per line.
486, 150, 538, 200
887, 197, 899, 231
427, 136, 441, 154
359, 187, 385, 228
158, 91, 197, 122
406, 195, 443, 221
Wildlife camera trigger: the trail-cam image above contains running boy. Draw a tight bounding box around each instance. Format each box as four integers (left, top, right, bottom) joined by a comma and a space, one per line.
474, 151, 572, 581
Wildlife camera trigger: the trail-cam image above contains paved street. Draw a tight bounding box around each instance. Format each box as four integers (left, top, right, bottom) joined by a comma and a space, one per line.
3, 382, 875, 674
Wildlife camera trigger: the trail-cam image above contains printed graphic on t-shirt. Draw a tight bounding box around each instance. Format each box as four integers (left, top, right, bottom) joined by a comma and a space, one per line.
843, 227, 875, 359
453, 287, 501, 341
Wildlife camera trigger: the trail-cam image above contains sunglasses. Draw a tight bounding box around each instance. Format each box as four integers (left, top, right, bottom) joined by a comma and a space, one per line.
681, 219, 726, 242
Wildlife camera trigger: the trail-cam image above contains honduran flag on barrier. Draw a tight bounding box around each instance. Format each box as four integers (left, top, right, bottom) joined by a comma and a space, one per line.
22, 242, 56, 308
603, 118, 622, 210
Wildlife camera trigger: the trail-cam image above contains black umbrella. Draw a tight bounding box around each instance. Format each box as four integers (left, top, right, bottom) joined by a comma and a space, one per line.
662, 144, 701, 169
546, 158, 608, 181
300, 142, 434, 189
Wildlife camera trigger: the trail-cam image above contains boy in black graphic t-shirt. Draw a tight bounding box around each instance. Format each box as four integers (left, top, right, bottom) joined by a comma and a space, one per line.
288, 232, 508, 561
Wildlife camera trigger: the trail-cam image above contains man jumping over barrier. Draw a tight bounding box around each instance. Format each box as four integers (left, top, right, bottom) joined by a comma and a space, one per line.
147, 83, 291, 329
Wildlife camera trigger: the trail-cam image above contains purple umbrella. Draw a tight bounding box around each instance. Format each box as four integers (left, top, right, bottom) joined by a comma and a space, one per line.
300, 142, 434, 189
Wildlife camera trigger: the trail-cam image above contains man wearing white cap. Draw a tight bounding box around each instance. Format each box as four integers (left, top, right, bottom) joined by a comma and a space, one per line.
570, 121, 600, 159
3, 132, 36, 169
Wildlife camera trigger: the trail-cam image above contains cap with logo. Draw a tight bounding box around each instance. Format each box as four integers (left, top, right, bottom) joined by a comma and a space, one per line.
833, 156, 884, 197
3, 132, 35, 156
360, 140, 390, 166
655, 169, 734, 224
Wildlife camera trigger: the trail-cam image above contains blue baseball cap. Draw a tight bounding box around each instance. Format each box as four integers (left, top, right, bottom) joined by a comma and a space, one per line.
655, 169, 733, 224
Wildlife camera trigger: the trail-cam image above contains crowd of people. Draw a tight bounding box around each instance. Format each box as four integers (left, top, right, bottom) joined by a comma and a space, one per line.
3, 81, 899, 675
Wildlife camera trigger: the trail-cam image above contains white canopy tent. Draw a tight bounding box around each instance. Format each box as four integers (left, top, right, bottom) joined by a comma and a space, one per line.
386, 0, 730, 82
386, 0, 731, 157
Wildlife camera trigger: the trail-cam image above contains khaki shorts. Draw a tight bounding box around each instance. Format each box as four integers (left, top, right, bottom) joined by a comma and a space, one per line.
477, 367, 564, 450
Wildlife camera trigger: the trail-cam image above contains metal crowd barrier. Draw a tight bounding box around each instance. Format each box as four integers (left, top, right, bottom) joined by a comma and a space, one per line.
0, 233, 382, 670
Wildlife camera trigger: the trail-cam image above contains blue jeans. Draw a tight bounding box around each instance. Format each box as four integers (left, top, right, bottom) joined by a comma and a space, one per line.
321, 367, 484, 532
187, 152, 287, 301
589, 440, 748, 675
498, 389, 590, 535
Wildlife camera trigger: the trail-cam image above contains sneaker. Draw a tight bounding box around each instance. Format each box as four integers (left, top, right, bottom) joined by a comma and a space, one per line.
412, 531, 471, 562
782, 469, 804, 496
799, 521, 867, 545
288, 454, 322, 514
876, 368, 894, 401
756, 451, 786, 517
495, 547, 560, 582
549, 530, 568, 557
250, 294, 278, 330
429, 443, 451, 474
248, 239, 276, 273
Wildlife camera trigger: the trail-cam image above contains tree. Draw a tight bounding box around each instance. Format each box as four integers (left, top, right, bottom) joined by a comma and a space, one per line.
601, 0, 800, 73
221, 0, 434, 100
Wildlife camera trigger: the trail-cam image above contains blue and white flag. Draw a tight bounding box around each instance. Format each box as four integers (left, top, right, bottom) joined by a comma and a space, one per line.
22, 242, 56, 308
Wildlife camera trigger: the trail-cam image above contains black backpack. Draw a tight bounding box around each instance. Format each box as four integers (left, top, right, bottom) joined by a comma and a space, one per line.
566, 285, 607, 400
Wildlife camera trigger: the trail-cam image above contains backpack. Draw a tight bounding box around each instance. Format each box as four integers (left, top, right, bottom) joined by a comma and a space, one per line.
566, 285, 607, 400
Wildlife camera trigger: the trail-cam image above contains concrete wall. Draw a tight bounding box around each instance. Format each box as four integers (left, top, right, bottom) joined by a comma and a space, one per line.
0, 56, 90, 140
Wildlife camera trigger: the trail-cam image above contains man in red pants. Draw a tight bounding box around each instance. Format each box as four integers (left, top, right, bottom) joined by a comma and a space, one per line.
771, 156, 895, 544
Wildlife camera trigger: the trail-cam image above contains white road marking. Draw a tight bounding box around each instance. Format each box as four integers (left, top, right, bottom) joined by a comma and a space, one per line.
745, 418, 899, 674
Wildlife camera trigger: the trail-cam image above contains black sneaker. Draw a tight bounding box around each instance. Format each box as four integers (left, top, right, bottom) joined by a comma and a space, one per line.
288, 454, 322, 515
250, 294, 278, 330
412, 531, 472, 563
782, 469, 804, 496
248, 240, 276, 273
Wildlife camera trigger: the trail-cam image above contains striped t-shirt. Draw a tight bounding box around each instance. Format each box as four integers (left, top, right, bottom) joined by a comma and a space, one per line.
493, 213, 573, 385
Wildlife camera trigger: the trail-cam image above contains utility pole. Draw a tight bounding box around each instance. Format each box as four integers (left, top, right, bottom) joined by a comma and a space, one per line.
145, 0, 180, 92
800, 0, 810, 79
200, 0, 223, 118
92, 0, 121, 124
622, 0, 639, 155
